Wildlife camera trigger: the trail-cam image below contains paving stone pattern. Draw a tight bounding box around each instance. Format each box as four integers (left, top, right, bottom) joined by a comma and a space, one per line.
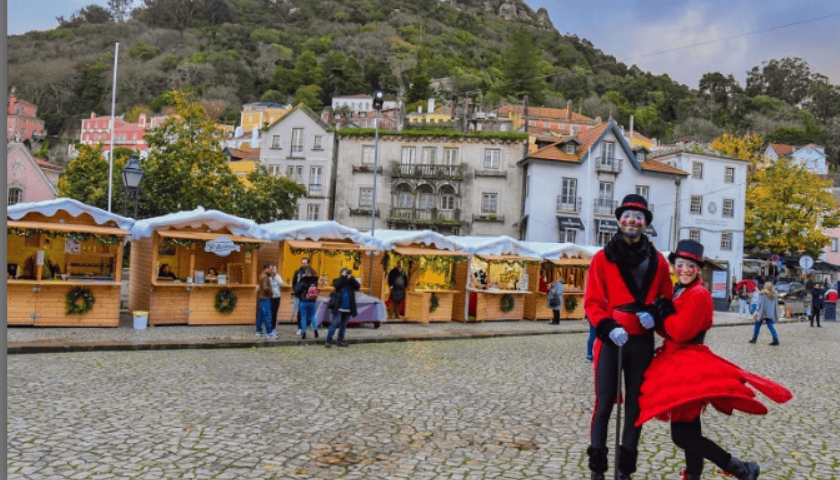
7, 322, 839, 479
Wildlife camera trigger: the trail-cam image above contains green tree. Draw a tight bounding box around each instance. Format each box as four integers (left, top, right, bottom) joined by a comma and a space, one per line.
57, 144, 136, 214
291, 85, 323, 112
746, 57, 814, 106
294, 50, 325, 88
745, 157, 839, 257
711, 133, 765, 164
240, 167, 307, 223
499, 29, 546, 104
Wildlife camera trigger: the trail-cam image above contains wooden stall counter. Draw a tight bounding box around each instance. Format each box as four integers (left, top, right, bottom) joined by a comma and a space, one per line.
7, 280, 121, 327
405, 289, 457, 323
471, 289, 528, 322
148, 281, 257, 325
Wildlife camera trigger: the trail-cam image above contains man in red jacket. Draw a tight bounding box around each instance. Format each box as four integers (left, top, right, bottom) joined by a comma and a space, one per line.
584, 194, 674, 480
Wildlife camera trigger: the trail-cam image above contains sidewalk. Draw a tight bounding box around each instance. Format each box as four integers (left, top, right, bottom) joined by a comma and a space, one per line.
7, 310, 807, 354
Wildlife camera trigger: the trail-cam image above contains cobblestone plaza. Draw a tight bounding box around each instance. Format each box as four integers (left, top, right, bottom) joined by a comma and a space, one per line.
7, 322, 839, 479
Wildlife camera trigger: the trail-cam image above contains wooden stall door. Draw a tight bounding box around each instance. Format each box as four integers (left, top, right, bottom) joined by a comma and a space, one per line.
150, 287, 190, 325
451, 262, 468, 322
7, 284, 37, 325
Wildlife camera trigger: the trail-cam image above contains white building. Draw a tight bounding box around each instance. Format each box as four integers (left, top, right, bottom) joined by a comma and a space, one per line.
520, 121, 688, 253
651, 147, 750, 283
764, 142, 828, 175
332, 130, 528, 237
331, 94, 398, 115
258, 105, 336, 221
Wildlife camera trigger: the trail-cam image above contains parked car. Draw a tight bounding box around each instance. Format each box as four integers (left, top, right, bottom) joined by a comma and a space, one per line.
775, 282, 806, 303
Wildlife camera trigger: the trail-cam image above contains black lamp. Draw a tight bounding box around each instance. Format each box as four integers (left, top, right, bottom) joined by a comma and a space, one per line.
372, 89, 385, 111
122, 154, 144, 217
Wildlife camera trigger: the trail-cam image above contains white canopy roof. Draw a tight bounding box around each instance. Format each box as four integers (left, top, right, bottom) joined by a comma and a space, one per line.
7, 198, 135, 231
518, 241, 601, 260
446, 235, 542, 259
130, 206, 265, 240
260, 220, 376, 246
371, 229, 462, 251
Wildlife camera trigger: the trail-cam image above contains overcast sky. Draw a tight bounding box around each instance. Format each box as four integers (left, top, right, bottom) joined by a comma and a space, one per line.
7, 0, 839, 89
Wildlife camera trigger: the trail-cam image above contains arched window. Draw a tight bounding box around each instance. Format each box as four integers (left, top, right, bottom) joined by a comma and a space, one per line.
8, 187, 23, 205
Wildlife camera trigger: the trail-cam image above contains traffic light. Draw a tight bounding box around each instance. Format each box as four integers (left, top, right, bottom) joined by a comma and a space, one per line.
372, 89, 385, 110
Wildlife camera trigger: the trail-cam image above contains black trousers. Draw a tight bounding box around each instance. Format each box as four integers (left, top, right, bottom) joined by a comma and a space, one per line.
671, 417, 732, 475
811, 306, 822, 326
270, 297, 280, 331
591, 333, 654, 454
552, 309, 560, 323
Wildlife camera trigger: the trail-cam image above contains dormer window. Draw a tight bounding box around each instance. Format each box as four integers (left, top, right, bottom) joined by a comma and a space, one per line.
564, 143, 576, 154
637, 151, 647, 162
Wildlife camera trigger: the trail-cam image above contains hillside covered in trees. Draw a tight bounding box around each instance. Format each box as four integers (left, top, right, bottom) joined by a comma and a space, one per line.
7, 0, 840, 164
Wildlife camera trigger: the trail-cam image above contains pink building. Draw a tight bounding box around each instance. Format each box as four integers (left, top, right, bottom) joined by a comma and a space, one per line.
7, 93, 47, 142
79, 112, 167, 152
6, 143, 63, 205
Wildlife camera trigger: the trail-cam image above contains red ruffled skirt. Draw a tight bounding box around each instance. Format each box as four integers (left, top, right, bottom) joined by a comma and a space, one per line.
636, 341, 793, 427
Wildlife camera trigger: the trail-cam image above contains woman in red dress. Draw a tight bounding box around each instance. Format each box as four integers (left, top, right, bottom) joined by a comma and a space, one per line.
636, 240, 792, 480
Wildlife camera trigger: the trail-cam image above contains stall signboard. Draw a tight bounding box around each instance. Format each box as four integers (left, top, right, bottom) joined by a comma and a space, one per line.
205, 236, 241, 257
712, 270, 728, 298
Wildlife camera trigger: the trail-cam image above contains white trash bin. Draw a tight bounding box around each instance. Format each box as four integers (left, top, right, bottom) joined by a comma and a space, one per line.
133, 311, 149, 330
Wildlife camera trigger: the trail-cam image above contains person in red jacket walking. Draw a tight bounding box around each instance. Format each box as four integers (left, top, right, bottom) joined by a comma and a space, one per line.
635, 240, 793, 480
584, 194, 675, 480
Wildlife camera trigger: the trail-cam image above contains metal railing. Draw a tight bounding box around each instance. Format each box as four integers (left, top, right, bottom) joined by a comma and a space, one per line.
595, 156, 622, 174
391, 162, 464, 179
308, 184, 323, 196
593, 199, 618, 216
387, 208, 461, 223
556, 196, 582, 213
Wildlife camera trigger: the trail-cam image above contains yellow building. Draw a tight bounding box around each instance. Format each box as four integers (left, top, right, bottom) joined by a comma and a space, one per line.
225, 147, 260, 187
240, 102, 290, 132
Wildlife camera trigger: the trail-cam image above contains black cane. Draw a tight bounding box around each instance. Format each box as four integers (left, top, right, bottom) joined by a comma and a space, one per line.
614, 344, 624, 480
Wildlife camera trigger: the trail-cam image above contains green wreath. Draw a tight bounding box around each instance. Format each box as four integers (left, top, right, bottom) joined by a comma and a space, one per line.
214, 288, 238, 314
430, 292, 440, 313
65, 287, 95, 315
500, 294, 515, 313
565, 296, 578, 312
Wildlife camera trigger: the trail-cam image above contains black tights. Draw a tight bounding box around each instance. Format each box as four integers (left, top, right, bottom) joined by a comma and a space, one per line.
671, 418, 732, 475
591, 333, 654, 451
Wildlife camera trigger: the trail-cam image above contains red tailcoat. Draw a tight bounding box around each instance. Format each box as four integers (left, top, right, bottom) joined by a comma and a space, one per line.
636, 279, 793, 426
584, 249, 673, 336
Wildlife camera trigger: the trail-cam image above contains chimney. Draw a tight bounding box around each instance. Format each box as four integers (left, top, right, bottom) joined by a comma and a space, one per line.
566, 99, 572, 120
428, 98, 435, 113
629, 115, 634, 145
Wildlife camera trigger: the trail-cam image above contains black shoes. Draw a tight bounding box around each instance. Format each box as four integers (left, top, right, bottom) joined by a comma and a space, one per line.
338, 341, 349, 347
325, 340, 331, 348
748, 338, 757, 344
725, 456, 760, 480
314, 328, 319, 339
301, 331, 306, 340
770, 339, 780, 346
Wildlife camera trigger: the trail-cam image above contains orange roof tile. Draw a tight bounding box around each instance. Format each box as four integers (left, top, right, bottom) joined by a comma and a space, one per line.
228, 147, 260, 161
497, 105, 597, 124
769, 143, 793, 156
34, 157, 64, 171
574, 122, 610, 154
640, 159, 689, 176
528, 142, 580, 163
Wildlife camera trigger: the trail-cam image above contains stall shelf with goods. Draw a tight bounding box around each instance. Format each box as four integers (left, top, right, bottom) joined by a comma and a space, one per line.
372, 230, 468, 323
7, 198, 134, 327
258, 220, 381, 326
128, 207, 269, 325
520, 242, 598, 321
447, 236, 542, 322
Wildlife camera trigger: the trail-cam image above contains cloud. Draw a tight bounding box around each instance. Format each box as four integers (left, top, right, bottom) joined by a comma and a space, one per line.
610, 4, 752, 88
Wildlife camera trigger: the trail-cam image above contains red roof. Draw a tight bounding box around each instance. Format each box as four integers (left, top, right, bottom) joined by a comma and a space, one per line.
34, 157, 64, 171
228, 147, 260, 161
640, 159, 688, 176
497, 105, 597, 124
768, 143, 793, 156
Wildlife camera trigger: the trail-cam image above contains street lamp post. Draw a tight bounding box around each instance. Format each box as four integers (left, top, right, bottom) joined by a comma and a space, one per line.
369, 89, 385, 292
122, 155, 144, 218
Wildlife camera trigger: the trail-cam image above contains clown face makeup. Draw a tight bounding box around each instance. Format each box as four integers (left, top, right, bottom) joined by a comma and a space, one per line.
619, 210, 646, 240
674, 258, 699, 285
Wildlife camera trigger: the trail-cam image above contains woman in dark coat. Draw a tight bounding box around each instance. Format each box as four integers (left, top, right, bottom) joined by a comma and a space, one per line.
325, 268, 359, 348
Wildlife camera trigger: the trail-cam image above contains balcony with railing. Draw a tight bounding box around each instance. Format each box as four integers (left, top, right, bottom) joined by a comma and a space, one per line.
390, 162, 465, 180
308, 184, 324, 197
387, 208, 461, 226
593, 199, 619, 216
556, 196, 582, 213
595, 156, 622, 174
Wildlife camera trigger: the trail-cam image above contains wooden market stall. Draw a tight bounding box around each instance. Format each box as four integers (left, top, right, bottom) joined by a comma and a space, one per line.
7, 198, 134, 327
521, 242, 597, 321
258, 220, 378, 324
128, 207, 269, 325
448, 236, 542, 323
372, 230, 468, 323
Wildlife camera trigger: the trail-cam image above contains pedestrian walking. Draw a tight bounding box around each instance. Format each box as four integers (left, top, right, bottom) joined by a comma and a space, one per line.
636, 240, 792, 480
546, 277, 565, 325
294, 267, 320, 340
325, 268, 360, 348
268, 264, 284, 333
749, 281, 780, 346
291, 257, 311, 335
810, 283, 824, 327
256, 263, 277, 339
737, 283, 751, 317
387, 263, 408, 319
583, 194, 675, 480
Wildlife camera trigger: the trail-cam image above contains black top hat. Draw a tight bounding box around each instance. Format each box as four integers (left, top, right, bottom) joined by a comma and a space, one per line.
614, 194, 653, 225
668, 239, 705, 267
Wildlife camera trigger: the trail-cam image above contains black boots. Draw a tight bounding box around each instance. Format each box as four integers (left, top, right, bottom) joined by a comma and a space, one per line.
618, 446, 638, 479
683, 474, 701, 480
769, 338, 779, 346
587, 446, 608, 480
748, 337, 757, 344
725, 456, 760, 480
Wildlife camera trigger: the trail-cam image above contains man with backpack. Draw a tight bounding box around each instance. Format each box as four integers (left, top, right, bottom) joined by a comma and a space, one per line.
294, 267, 320, 340
291, 258, 311, 335
326, 268, 360, 348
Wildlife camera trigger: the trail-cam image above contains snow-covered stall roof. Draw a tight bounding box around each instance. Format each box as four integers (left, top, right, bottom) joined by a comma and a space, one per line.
518, 241, 601, 261
446, 235, 542, 259
371, 229, 462, 252
7, 198, 135, 231
130, 207, 265, 240
260, 220, 376, 246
